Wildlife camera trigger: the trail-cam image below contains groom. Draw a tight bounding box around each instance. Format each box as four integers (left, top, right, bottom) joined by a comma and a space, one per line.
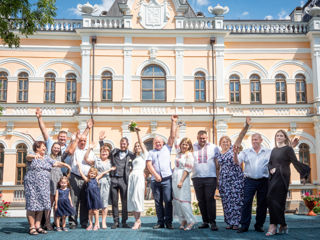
99, 135, 135, 229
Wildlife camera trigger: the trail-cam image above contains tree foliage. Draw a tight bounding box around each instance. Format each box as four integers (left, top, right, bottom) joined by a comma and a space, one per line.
0, 0, 57, 48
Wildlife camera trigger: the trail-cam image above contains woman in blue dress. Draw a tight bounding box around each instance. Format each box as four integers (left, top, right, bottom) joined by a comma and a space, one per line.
77, 161, 116, 231
215, 117, 250, 230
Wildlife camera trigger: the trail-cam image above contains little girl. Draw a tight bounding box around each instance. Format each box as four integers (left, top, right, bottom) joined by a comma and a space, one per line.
54, 176, 75, 231
77, 161, 116, 231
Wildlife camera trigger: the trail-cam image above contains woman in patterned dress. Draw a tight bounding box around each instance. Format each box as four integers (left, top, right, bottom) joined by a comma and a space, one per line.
24, 141, 71, 235
216, 117, 250, 230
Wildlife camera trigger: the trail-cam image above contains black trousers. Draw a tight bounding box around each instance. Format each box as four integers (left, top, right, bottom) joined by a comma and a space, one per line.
192, 177, 217, 224
240, 177, 268, 229
111, 177, 128, 224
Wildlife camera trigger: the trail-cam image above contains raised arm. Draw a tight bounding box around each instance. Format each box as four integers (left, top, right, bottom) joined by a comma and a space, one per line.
76, 161, 88, 182
36, 108, 49, 141
84, 143, 96, 166
167, 115, 178, 147
96, 166, 116, 181
67, 131, 80, 156
26, 154, 42, 161
99, 130, 106, 148
234, 117, 251, 148
135, 128, 146, 153
53, 161, 71, 175
82, 119, 93, 137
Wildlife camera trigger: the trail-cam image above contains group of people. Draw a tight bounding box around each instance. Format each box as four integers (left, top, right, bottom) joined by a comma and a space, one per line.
23, 109, 310, 237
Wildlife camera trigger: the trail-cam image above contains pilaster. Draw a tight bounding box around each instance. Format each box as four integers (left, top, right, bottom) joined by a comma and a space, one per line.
123, 37, 132, 101
216, 120, 228, 144
313, 119, 320, 184
215, 36, 226, 102
80, 35, 91, 102
175, 44, 184, 102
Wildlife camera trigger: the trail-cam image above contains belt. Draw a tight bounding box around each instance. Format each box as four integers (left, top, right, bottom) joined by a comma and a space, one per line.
245, 177, 268, 181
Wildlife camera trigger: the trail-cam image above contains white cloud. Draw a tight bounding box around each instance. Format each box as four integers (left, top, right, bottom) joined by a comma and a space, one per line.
68, 0, 114, 17
278, 10, 290, 20
197, 0, 209, 6
68, 7, 82, 16
264, 15, 273, 20
242, 11, 249, 16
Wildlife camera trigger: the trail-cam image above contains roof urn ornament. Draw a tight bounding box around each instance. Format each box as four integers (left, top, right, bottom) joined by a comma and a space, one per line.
208, 4, 229, 16
77, 2, 99, 15
307, 6, 320, 17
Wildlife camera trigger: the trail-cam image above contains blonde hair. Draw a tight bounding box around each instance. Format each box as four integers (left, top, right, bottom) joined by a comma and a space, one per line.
87, 167, 98, 178
179, 137, 193, 153
219, 136, 232, 146
275, 129, 291, 148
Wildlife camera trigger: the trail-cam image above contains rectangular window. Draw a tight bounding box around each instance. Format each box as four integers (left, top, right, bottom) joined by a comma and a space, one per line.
250, 80, 261, 103
18, 79, 28, 102
45, 78, 55, 102
102, 78, 112, 101
230, 80, 240, 103
296, 80, 306, 103
66, 79, 77, 103
0, 78, 7, 102
276, 81, 286, 103
141, 78, 165, 101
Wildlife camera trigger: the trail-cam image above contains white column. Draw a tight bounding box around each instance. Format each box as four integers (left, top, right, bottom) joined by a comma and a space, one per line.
215, 36, 226, 102
122, 121, 131, 143
80, 35, 91, 102
312, 49, 320, 102
216, 120, 228, 144
175, 49, 184, 101
123, 37, 132, 101
314, 119, 320, 184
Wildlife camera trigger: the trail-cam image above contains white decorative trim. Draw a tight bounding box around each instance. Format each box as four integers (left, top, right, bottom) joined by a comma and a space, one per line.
7, 76, 17, 82
287, 130, 316, 154
12, 139, 32, 151
225, 71, 244, 81
37, 59, 82, 78
240, 79, 250, 84
270, 70, 290, 79
297, 140, 315, 154
0, 45, 81, 52
192, 68, 209, 77
224, 48, 311, 54
225, 60, 268, 79
4, 149, 16, 155
0, 68, 10, 75
0, 139, 8, 148
29, 77, 44, 82
98, 67, 116, 76
62, 70, 80, 83
42, 69, 59, 78
247, 71, 262, 80
268, 60, 313, 79
0, 58, 36, 77
261, 78, 276, 84
15, 68, 32, 77
292, 70, 311, 84
136, 58, 171, 76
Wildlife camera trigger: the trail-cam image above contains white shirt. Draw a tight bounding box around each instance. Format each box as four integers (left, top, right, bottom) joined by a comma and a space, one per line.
238, 147, 271, 179
192, 142, 220, 178
71, 147, 96, 176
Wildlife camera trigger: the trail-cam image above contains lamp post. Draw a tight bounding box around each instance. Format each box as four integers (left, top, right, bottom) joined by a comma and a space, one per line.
210, 37, 216, 143
91, 36, 97, 141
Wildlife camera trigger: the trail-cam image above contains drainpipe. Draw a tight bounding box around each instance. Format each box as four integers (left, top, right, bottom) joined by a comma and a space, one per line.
91, 36, 97, 141
210, 37, 216, 143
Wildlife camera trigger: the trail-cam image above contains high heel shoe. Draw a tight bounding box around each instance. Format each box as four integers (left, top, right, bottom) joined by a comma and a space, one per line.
278, 225, 288, 234
131, 221, 141, 230
184, 223, 196, 231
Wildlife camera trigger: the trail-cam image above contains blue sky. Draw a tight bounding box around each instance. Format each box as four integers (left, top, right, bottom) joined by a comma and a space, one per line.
55, 0, 307, 20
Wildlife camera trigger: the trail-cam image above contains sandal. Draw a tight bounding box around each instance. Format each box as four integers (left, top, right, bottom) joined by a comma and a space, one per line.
226, 225, 232, 230
184, 223, 195, 231
232, 225, 239, 230
45, 224, 53, 231
56, 227, 62, 232
62, 227, 69, 232
29, 227, 38, 235
36, 227, 47, 234
86, 225, 93, 231
93, 225, 99, 231
266, 231, 277, 236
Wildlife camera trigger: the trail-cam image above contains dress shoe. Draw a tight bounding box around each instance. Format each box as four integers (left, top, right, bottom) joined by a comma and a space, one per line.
237, 228, 248, 233
122, 223, 130, 228
69, 224, 77, 229
153, 224, 165, 229
111, 223, 119, 229
254, 226, 264, 232
81, 225, 87, 229
198, 223, 209, 229
166, 224, 174, 229
210, 223, 218, 231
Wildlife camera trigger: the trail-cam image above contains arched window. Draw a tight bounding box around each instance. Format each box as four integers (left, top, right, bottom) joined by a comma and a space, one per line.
66, 73, 77, 103
44, 73, 56, 102
229, 74, 240, 104
101, 71, 112, 101
194, 71, 206, 101
0, 143, 4, 185
16, 143, 27, 185
275, 74, 287, 103
17, 72, 29, 102
299, 143, 311, 183
0, 72, 8, 102
250, 74, 261, 103
141, 65, 166, 101
295, 74, 307, 103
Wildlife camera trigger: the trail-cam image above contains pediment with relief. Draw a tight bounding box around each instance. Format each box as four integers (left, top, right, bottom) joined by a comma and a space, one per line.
138, 0, 170, 29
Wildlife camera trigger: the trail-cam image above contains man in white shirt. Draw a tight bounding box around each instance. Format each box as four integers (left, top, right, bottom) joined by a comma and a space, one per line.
192, 130, 220, 231
237, 133, 271, 233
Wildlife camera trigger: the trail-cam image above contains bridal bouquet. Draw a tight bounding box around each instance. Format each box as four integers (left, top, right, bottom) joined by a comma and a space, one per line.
128, 121, 137, 132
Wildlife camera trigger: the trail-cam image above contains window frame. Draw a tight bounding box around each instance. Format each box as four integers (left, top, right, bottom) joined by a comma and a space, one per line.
299, 143, 311, 183
229, 74, 241, 104
250, 74, 262, 104
0, 143, 4, 185
194, 71, 206, 102
65, 73, 77, 103
0, 72, 8, 102
44, 73, 56, 103
295, 74, 307, 104
17, 72, 29, 102
101, 71, 113, 101
141, 65, 166, 102
16, 143, 27, 185
275, 74, 287, 104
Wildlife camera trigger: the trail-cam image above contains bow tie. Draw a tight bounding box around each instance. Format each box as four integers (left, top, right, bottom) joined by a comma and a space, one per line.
120, 150, 127, 153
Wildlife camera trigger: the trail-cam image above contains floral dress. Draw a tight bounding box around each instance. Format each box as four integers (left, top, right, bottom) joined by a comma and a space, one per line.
24, 155, 55, 211
216, 146, 244, 226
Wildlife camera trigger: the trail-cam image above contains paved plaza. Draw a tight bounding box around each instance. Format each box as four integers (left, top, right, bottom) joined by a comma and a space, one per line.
0, 215, 319, 240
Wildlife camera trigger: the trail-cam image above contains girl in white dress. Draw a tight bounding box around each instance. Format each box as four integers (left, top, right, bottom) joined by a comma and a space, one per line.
127, 127, 148, 230
173, 137, 197, 231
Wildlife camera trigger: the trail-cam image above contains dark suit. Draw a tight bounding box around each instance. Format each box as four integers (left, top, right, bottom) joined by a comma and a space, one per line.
99, 141, 134, 224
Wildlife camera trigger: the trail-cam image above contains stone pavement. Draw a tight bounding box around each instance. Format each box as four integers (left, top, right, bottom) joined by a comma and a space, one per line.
0, 215, 319, 240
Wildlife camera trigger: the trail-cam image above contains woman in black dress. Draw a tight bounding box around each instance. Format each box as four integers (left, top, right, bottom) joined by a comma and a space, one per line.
266, 130, 310, 236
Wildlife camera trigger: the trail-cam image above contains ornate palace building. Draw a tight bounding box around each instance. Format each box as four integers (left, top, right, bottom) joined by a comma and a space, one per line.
1, 0, 320, 212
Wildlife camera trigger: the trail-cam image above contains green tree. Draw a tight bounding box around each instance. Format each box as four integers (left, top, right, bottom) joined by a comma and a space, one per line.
0, 0, 57, 48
